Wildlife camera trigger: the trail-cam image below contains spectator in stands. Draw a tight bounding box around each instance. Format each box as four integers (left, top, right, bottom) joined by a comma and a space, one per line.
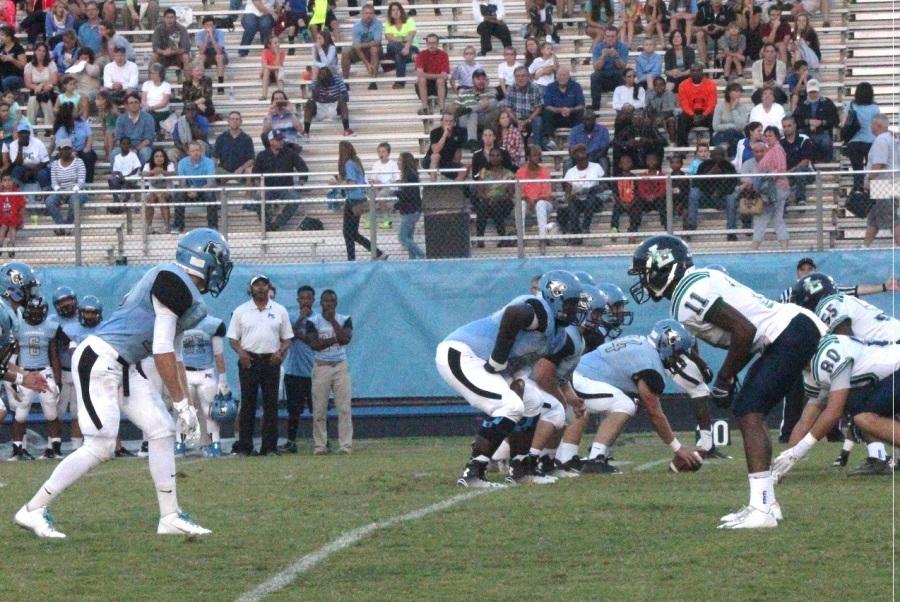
675, 64, 717, 146
585, 0, 614, 41
53, 102, 95, 182
239, 0, 277, 58
140, 63, 172, 132
213, 111, 255, 181
182, 63, 217, 121
516, 144, 553, 239
663, 29, 695, 92
394, 151, 425, 257
172, 101, 210, 159
645, 76, 677, 142
260, 36, 286, 101
495, 107, 524, 165
107, 136, 141, 209
93, 89, 116, 159
102, 45, 138, 105
0, 98, 22, 146
526, 0, 559, 45
496, 47, 521, 101
303, 67, 353, 137
791, 14, 821, 66
751, 43, 787, 105
668, 0, 696, 45
793, 79, 837, 163
590, 26, 629, 110
113, 91, 154, 164
19, 1, 44, 47
72, 48, 101, 103
0, 173, 25, 255
123, 0, 159, 33
752, 125, 790, 249
3, 123, 50, 191
172, 141, 218, 233
341, 4, 382, 88
150, 8, 191, 76
635, 151, 668, 228
842, 82, 881, 191
613, 107, 668, 170
475, 146, 515, 248
694, 0, 733, 65
282, 0, 309, 55
24, 42, 58, 127
733, 120, 763, 170
77, 2, 102, 54
863, 114, 900, 247
540, 65, 585, 150
562, 143, 607, 241
612, 68, 646, 113
720, 22, 746, 80
450, 68, 498, 149
45, 3, 75, 48
470, 126, 515, 182
792, 0, 830, 28
415, 33, 449, 114
262, 90, 304, 149
504, 66, 543, 147
99, 0, 116, 25
97, 20, 135, 68
619, 0, 641, 47
142, 147, 175, 234
56, 74, 89, 120
757, 6, 792, 65
196, 16, 228, 91
785, 59, 809, 113
308, 0, 340, 44
732, 0, 758, 34
610, 153, 637, 237
384, 2, 417, 89
642, 0, 668, 46
451, 46, 483, 93
523, 37, 540, 68
311, 29, 340, 82
47, 138, 86, 233
252, 129, 309, 231
669, 154, 689, 227
712, 82, 749, 156
780, 115, 814, 205
422, 111, 467, 180
334, 140, 385, 260
687, 145, 740, 237
368, 141, 399, 230
687, 139, 709, 174
528, 41, 557, 89
52, 29, 81, 73
748, 87, 785, 134
635, 39, 662, 90
0, 26, 25, 94
567, 108, 610, 164
473, 0, 511, 56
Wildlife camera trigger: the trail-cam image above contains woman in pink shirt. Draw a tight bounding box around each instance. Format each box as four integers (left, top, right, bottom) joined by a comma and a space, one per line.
515, 144, 553, 239
751, 125, 790, 249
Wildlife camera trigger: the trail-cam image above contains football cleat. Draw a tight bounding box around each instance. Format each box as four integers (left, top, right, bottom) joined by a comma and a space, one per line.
40, 448, 56, 460
580, 455, 621, 475
51, 441, 64, 457
8, 446, 34, 461
14, 505, 66, 538
115, 447, 136, 458
559, 455, 585, 472
203, 442, 223, 457
550, 460, 581, 479
718, 505, 779, 529
832, 450, 851, 467
137, 441, 149, 457
847, 457, 893, 476
704, 446, 732, 460
174, 441, 187, 456
157, 511, 212, 536
720, 502, 783, 523
457, 460, 507, 489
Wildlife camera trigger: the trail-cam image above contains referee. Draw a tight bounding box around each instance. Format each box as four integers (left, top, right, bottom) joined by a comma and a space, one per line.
228, 274, 293, 456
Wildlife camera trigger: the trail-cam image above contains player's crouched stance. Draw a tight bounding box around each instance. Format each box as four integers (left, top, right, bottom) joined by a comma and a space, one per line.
15, 228, 233, 539
436, 270, 583, 489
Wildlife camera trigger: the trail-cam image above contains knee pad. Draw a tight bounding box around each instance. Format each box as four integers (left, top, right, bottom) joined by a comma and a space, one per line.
540, 397, 566, 430
82, 436, 116, 463
512, 414, 539, 434
14, 403, 29, 423
41, 396, 58, 421
478, 416, 517, 446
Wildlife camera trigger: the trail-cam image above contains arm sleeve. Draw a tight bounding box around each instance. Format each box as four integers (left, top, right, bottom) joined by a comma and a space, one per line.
522, 298, 549, 332
151, 296, 178, 354
212, 336, 224, 355
149, 270, 194, 316
173, 332, 183, 362
634, 369, 665, 395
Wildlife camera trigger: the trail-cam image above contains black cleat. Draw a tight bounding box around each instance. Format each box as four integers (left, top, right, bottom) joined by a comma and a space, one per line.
115, 447, 136, 458
560, 455, 585, 472
832, 450, 851, 467
847, 457, 893, 476
457, 459, 507, 489
41, 448, 56, 460
52, 441, 64, 457
705, 446, 732, 460
580, 455, 621, 474
8, 446, 35, 461
138, 441, 149, 457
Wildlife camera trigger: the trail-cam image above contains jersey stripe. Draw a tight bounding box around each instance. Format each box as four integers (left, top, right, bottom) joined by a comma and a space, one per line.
670, 272, 710, 319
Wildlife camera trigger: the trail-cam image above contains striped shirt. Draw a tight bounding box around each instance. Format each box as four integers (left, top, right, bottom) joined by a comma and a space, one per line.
50, 157, 86, 192
311, 78, 348, 104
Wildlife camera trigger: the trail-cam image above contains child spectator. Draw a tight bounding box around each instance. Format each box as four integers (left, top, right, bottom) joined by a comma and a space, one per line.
107, 136, 141, 209
0, 173, 25, 256
528, 41, 557, 88
610, 153, 636, 237
515, 144, 554, 239
450, 46, 483, 92
496, 47, 521, 100
261, 36, 286, 101
720, 23, 746, 80
785, 59, 809, 113
369, 141, 400, 230
687, 141, 710, 174
635, 39, 662, 89
645, 76, 677, 142
668, 154, 690, 228
635, 151, 667, 229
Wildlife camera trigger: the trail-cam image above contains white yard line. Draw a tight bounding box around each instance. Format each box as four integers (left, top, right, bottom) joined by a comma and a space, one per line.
634, 458, 671, 472
84, 457, 204, 479
236, 489, 491, 602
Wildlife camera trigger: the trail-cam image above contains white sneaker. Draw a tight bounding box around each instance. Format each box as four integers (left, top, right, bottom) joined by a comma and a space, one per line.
718, 505, 779, 529
720, 501, 782, 523
14, 505, 66, 538
157, 511, 212, 536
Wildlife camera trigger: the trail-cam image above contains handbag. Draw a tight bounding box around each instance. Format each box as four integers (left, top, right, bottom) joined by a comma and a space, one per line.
840, 104, 861, 143
845, 188, 874, 218
739, 189, 765, 216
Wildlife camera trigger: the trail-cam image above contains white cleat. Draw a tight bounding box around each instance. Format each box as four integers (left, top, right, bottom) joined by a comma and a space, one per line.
15, 505, 66, 539
157, 511, 212, 536
718, 505, 779, 530
720, 501, 783, 523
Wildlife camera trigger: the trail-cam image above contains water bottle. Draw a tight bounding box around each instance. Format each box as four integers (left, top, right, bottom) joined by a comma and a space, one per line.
228, 86, 235, 101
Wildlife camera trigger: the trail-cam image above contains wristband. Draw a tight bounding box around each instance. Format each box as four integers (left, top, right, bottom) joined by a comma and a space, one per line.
794, 432, 818, 457
14, 372, 23, 385
173, 398, 189, 412
669, 437, 683, 452
488, 357, 507, 372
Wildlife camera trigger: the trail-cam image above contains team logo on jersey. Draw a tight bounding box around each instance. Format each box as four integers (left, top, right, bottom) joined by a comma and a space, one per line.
545, 280, 567, 298
647, 244, 675, 269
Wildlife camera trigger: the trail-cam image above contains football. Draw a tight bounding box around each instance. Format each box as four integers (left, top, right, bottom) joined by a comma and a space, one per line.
669, 449, 706, 473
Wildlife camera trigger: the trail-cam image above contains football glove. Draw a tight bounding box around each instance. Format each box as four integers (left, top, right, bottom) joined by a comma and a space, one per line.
772, 447, 802, 483
173, 399, 201, 445
217, 380, 230, 397
711, 374, 739, 409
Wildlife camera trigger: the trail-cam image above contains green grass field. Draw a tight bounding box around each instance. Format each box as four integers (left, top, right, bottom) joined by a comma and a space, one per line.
0, 433, 896, 601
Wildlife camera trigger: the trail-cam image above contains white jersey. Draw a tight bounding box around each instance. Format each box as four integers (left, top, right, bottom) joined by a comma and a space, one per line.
815, 293, 900, 342
803, 335, 900, 403
670, 267, 822, 353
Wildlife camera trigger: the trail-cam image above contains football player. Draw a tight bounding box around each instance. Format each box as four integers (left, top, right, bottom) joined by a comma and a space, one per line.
16, 228, 233, 539
7, 296, 61, 460
629, 235, 825, 529
48, 287, 79, 448
436, 270, 584, 489
181, 315, 229, 457
773, 335, 899, 481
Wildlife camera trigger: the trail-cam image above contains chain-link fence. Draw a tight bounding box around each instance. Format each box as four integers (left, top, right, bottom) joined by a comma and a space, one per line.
5, 167, 897, 266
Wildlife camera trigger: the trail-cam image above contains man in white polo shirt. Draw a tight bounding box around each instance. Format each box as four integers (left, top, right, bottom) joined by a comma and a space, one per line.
227, 274, 292, 456
308, 289, 354, 455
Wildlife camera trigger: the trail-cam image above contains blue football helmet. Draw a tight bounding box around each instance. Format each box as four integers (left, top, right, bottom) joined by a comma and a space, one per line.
23, 295, 48, 325
790, 272, 837, 311
539, 270, 584, 325
572, 271, 596, 286
210, 391, 238, 422
596, 282, 634, 339
0, 261, 40, 305
79, 295, 103, 327
175, 228, 233, 297
649, 319, 696, 370
705, 263, 729, 275
628, 235, 694, 304
52, 285, 78, 317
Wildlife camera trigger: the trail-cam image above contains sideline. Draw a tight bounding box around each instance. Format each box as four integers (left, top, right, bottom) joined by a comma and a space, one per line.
236, 489, 491, 601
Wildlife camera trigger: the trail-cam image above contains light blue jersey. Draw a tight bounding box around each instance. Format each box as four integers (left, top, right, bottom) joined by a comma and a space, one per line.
96, 263, 206, 365
445, 295, 567, 374
182, 315, 225, 371
284, 314, 315, 377
61, 321, 97, 347
1, 297, 21, 339
48, 314, 78, 370
576, 335, 665, 395
17, 319, 58, 369
552, 325, 585, 382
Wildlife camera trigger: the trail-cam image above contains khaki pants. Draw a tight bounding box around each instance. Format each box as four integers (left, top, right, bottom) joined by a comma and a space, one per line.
312, 361, 353, 452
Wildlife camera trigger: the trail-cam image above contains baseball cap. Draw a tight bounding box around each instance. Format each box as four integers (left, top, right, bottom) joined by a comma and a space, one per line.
472, 68, 487, 77
806, 79, 820, 92
249, 274, 270, 287
268, 130, 285, 142
16, 121, 31, 133
796, 257, 816, 270
57, 138, 73, 149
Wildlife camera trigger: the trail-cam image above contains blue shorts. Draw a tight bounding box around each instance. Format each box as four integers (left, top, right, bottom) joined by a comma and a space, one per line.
733, 314, 822, 417
848, 369, 899, 418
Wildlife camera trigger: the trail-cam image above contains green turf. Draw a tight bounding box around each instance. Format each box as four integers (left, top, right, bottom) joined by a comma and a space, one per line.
0, 433, 895, 601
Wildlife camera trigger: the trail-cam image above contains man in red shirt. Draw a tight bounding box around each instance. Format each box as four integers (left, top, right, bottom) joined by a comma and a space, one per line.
675, 64, 717, 146
415, 33, 450, 114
